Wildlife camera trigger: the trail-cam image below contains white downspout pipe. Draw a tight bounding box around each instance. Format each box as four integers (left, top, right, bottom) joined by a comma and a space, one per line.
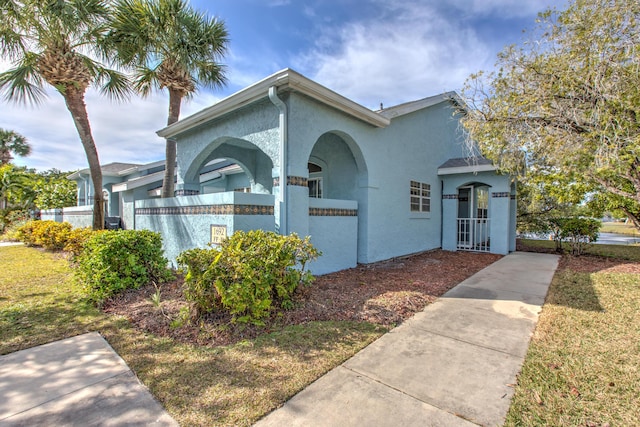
268, 86, 288, 235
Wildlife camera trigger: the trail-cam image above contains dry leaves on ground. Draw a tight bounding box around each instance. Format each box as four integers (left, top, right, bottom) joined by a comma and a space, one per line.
104, 250, 501, 348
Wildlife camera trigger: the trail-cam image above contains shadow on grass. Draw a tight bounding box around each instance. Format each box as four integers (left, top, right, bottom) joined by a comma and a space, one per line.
104, 320, 384, 426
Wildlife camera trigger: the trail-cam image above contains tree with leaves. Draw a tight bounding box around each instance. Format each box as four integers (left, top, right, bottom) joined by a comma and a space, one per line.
107, 0, 229, 197
0, 0, 130, 229
0, 128, 30, 164
461, 0, 640, 230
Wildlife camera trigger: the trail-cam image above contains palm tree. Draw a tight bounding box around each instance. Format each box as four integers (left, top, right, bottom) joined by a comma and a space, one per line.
108, 0, 229, 197
0, 0, 130, 229
0, 128, 30, 165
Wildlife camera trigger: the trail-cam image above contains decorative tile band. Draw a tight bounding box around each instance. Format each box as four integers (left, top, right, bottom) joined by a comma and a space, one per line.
492, 192, 511, 198
273, 176, 309, 187
175, 189, 200, 196
309, 208, 358, 217
136, 204, 274, 216
442, 194, 458, 199
511, 195, 516, 200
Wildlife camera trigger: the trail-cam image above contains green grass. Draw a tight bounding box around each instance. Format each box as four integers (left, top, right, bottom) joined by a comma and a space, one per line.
520, 238, 640, 260
0, 245, 386, 426
506, 243, 640, 426
599, 221, 640, 236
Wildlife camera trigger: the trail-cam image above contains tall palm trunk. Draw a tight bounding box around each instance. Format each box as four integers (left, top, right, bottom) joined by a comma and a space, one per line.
63, 86, 104, 230
161, 88, 183, 198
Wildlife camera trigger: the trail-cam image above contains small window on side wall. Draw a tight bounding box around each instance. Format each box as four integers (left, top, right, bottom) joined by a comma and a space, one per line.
410, 180, 430, 212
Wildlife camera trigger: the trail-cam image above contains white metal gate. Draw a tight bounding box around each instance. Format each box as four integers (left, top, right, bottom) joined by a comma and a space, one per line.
457, 218, 490, 252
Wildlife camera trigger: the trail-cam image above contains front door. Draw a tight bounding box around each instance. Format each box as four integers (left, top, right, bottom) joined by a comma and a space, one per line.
457, 185, 490, 251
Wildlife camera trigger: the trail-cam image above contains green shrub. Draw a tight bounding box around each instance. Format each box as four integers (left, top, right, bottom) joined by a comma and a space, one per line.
178, 230, 320, 325
558, 217, 600, 255
176, 248, 221, 314
75, 230, 174, 303
548, 217, 600, 255
63, 227, 96, 259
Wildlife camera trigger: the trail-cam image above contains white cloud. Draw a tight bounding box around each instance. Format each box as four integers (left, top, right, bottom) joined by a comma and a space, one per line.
296, 2, 492, 108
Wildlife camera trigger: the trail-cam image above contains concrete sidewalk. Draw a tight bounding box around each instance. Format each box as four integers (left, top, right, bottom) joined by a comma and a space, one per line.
0, 332, 178, 426
255, 251, 560, 427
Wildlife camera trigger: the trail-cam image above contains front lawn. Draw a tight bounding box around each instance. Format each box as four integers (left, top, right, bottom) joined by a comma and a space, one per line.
506, 241, 640, 426
0, 245, 497, 426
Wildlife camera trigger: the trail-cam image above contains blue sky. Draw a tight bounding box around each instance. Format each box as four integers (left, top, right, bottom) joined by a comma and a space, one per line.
0, 0, 567, 171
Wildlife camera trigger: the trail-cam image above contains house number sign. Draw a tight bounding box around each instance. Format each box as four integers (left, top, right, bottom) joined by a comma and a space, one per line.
210, 225, 227, 246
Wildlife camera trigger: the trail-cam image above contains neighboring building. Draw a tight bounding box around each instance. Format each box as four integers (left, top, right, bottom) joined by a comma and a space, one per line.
65, 159, 252, 229
132, 68, 516, 274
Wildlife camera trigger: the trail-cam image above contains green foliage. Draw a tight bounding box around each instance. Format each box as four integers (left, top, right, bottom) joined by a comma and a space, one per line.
34, 175, 77, 209
532, 217, 600, 255
462, 0, 640, 231
63, 227, 96, 259
74, 230, 173, 303
176, 248, 221, 314
178, 230, 320, 325
556, 217, 600, 256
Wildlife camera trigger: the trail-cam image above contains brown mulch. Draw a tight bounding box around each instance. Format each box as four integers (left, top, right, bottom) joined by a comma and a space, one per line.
103, 250, 502, 348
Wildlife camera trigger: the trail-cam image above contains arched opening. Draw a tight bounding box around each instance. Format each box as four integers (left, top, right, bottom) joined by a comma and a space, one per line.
457, 182, 491, 251
307, 131, 365, 201
184, 137, 274, 195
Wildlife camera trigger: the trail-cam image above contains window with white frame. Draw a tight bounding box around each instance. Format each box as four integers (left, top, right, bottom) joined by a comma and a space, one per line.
308, 162, 323, 198
410, 180, 431, 212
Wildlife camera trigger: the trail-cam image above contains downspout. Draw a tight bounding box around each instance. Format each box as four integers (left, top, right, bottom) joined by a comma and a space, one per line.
268, 86, 288, 235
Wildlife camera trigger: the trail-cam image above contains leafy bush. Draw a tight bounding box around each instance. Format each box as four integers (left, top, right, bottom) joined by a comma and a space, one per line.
75, 230, 173, 303
15, 219, 72, 250
178, 230, 320, 325
558, 217, 600, 255
176, 248, 221, 314
32, 220, 72, 250
64, 227, 96, 259
15, 219, 40, 246
547, 217, 600, 255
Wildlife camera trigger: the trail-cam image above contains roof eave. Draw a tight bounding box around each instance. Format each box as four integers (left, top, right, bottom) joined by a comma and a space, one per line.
437, 164, 497, 175
157, 68, 389, 139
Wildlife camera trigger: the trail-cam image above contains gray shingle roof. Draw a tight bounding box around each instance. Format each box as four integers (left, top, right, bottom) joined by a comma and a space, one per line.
438, 157, 493, 169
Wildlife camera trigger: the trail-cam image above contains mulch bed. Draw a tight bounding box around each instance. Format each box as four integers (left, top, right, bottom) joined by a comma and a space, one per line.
103, 250, 502, 348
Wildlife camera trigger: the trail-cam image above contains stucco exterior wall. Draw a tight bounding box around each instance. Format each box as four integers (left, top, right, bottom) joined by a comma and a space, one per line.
440, 170, 514, 254
174, 99, 281, 192
286, 93, 469, 264
134, 192, 275, 266
63, 206, 93, 228
308, 198, 358, 275
40, 209, 63, 222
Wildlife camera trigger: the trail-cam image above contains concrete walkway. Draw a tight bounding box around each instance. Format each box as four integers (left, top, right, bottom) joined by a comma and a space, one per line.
0, 332, 178, 426
255, 252, 560, 427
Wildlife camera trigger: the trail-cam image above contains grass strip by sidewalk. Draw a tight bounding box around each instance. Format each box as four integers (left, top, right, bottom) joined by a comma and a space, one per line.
0, 245, 385, 426
506, 242, 640, 426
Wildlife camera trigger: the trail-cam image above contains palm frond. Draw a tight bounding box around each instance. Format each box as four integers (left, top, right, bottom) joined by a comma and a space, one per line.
91, 63, 133, 101
0, 54, 48, 105
133, 65, 160, 98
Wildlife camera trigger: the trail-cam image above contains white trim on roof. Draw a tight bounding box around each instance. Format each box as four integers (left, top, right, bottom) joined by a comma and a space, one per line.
156, 68, 390, 139
437, 164, 497, 175
378, 91, 466, 120
112, 170, 164, 192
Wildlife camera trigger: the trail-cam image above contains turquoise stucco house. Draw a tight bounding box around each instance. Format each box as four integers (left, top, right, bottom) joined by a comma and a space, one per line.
128, 68, 516, 274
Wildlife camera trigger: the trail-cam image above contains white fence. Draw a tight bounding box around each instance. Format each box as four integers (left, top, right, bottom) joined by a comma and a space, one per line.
457, 218, 490, 252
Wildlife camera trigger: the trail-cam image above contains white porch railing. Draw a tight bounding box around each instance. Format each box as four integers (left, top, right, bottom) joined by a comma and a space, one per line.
457, 218, 490, 252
